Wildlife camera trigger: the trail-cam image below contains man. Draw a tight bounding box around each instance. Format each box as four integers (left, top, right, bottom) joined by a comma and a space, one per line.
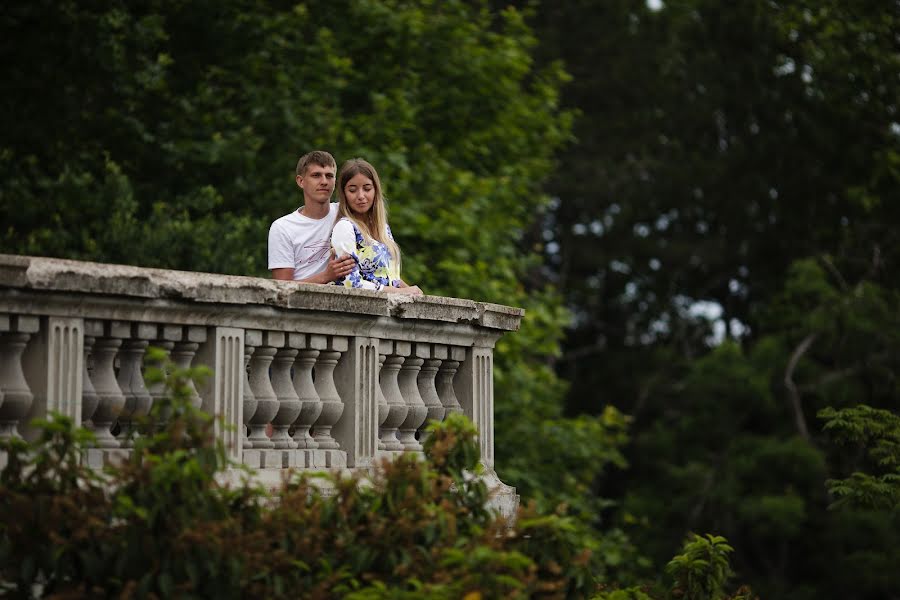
268, 150, 355, 283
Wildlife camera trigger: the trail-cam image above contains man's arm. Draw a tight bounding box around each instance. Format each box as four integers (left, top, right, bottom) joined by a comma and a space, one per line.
268, 220, 298, 280
271, 256, 355, 284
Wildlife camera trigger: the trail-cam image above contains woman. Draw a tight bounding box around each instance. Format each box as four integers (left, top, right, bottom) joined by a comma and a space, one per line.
331, 158, 422, 295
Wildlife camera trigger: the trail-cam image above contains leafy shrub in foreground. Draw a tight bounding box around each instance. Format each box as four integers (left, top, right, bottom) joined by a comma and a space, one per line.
0, 355, 751, 599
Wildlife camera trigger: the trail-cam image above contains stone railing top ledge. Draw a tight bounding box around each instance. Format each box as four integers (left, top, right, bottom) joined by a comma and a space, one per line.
0, 254, 523, 331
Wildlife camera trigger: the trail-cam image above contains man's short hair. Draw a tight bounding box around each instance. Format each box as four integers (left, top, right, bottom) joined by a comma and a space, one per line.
296, 150, 337, 176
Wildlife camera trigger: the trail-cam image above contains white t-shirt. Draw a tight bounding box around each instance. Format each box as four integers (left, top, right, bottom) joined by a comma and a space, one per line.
267, 203, 339, 281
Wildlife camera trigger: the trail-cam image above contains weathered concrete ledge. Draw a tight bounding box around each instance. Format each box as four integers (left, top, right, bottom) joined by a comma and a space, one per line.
0, 254, 524, 330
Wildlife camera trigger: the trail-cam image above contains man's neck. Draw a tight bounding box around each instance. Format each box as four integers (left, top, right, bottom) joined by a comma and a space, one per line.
299, 200, 330, 220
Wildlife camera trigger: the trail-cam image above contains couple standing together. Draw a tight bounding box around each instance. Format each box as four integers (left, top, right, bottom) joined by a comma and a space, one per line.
268, 150, 423, 296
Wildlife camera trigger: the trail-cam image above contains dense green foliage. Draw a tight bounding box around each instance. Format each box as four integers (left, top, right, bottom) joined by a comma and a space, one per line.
0, 405, 569, 597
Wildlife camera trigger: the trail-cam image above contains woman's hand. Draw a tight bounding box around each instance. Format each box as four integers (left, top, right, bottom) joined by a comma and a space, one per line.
384, 285, 423, 296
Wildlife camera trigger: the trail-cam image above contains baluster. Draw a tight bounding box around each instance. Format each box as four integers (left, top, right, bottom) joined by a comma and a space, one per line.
378, 342, 407, 452
81, 327, 100, 428
146, 339, 174, 431
270, 334, 301, 450
242, 330, 260, 449
417, 343, 445, 444
171, 326, 206, 411
115, 323, 155, 447
376, 352, 389, 451
292, 335, 322, 450
88, 321, 129, 448
312, 336, 347, 450
145, 325, 182, 428
397, 343, 428, 452
247, 332, 280, 449
0, 315, 39, 440
436, 346, 465, 416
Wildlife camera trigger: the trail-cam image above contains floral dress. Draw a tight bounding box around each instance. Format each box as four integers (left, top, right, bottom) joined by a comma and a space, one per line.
332, 218, 401, 291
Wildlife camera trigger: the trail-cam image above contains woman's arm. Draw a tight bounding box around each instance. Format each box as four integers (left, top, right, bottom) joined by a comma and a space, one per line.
336, 254, 382, 290
383, 283, 423, 296
332, 220, 384, 290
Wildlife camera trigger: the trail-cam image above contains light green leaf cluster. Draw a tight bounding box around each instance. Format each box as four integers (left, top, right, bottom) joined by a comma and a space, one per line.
820, 405, 900, 510
665, 534, 734, 600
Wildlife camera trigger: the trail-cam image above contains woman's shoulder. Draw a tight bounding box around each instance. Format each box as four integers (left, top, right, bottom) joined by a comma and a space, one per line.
334, 217, 361, 232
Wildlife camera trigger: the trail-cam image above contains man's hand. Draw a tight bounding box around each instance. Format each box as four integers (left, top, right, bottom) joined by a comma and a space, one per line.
320, 255, 355, 283
271, 255, 355, 284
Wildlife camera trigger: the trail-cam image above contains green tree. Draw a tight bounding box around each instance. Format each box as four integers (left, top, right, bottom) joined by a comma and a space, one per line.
524, 0, 899, 410
620, 261, 900, 599
518, 0, 900, 597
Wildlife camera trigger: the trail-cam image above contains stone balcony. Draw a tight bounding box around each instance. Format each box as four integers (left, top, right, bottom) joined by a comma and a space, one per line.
0, 254, 522, 512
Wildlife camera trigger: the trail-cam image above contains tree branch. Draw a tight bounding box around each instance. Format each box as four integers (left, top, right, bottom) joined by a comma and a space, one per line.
784, 332, 817, 441
817, 255, 849, 292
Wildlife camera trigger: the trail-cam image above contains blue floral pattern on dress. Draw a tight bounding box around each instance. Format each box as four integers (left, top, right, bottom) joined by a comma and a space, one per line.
334, 219, 401, 290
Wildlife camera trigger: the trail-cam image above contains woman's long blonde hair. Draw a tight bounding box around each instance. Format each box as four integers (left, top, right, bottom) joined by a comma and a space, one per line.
336, 159, 402, 277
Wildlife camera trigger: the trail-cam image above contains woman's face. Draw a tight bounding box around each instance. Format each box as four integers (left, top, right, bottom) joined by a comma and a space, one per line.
344, 173, 375, 216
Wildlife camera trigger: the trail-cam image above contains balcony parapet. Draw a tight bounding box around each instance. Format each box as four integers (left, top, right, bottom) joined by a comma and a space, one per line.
0, 254, 522, 515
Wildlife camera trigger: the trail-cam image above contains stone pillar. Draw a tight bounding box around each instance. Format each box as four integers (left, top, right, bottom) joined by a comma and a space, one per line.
20, 317, 83, 441
0, 315, 39, 440
333, 337, 378, 469
312, 336, 347, 451
115, 323, 155, 447
195, 327, 245, 463
378, 342, 407, 453
416, 343, 445, 444
454, 346, 494, 469
397, 342, 429, 452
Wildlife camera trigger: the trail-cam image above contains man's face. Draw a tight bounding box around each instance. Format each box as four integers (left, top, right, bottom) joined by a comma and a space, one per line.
296, 163, 336, 205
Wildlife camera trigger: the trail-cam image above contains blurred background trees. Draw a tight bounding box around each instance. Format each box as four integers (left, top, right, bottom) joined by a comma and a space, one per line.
520, 1, 899, 598
2, 0, 898, 597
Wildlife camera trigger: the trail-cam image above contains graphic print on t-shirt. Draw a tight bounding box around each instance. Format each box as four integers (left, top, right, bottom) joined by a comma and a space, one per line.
295, 240, 331, 268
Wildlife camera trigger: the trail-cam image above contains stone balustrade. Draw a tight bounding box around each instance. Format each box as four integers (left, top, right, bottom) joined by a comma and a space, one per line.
0, 254, 522, 511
